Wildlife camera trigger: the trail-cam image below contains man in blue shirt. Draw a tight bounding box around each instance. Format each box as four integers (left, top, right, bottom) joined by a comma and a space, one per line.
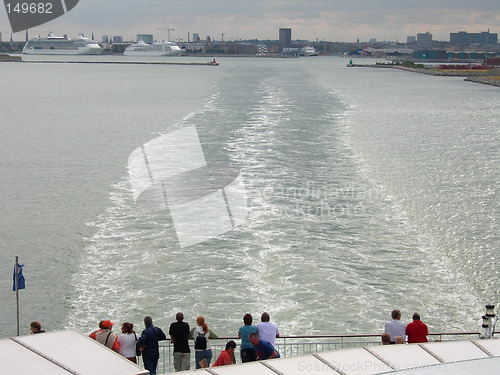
384, 309, 406, 344
137, 316, 167, 375
249, 332, 280, 360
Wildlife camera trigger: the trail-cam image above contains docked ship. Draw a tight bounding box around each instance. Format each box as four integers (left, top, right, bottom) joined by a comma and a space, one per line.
123, 40, 185, 56
23, 33, 103, 55
300, 46, 318, 56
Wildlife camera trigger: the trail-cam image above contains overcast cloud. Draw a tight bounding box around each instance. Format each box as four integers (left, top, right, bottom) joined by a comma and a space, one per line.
1, 0, 499, 42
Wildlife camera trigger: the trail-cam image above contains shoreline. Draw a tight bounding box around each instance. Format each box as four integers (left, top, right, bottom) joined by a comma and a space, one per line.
17, 60, 219, 66
349, 64, 500, 87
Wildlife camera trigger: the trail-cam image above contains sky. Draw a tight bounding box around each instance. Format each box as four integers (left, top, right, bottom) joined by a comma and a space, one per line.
1, 0, 499, 43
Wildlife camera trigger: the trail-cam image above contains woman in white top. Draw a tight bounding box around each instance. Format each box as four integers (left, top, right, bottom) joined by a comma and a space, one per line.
117, 322, 138, 363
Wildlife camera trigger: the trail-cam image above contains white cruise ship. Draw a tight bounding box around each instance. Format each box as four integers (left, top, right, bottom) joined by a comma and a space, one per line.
123, 40, 185, 56
23, 33, 103, 55
300, 46, 318, 56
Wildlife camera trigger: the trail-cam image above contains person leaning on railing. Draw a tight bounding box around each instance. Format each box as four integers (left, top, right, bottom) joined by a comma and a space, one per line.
249, 332, 280, 360
89, 320, 120, 353
212, 340, 237, 367
238, 313, 257, 362
117, 322, 139, 363
137, 316, 167, 375
384, 309, 406, 344
256, 312, 280, 347
405, 313, 429, 343
190, 316, 218, 369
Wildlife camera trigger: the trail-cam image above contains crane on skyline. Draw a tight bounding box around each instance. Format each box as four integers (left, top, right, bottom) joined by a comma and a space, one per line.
156, 27, 175, 41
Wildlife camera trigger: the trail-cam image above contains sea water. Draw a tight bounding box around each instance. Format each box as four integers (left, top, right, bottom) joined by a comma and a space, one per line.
0, 55, 498, 339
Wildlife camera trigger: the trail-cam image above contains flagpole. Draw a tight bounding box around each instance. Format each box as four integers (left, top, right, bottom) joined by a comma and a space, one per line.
15, 256, 20, 336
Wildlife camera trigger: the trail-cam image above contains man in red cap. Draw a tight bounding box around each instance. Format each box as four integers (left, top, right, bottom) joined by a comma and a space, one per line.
89, 320, 120, 352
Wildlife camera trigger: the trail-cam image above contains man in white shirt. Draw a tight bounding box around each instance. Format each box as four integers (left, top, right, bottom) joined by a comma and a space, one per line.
256, 312, 279, 347
384, 309, 406, 344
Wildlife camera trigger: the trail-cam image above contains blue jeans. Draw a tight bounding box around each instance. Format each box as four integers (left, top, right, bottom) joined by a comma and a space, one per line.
195, 349, 212, 368
143, 357, 158, 375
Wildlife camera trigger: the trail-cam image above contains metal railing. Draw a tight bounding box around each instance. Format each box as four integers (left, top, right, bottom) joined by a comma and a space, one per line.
152, 331, 495, 374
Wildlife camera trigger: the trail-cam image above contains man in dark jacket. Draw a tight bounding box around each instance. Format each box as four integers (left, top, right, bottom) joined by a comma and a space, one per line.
138, 316, 167, 375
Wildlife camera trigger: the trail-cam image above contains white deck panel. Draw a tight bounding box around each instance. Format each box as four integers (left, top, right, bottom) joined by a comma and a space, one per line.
420, 340, 490, 362
5, 332, 498, 375
163, 340, 500, 375
388, 356, 500, 375
317, 347, 391, 375
368, 343, 441, 370
0, 339, 71, 375
473, 338, 500, 356
13, 330, 148, 375
265, 354, 341, 374
209, 360, 281, 374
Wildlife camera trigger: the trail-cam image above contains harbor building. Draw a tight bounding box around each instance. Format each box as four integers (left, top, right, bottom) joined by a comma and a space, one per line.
407, 36, 416, 44
279, 28, 292, 45
136, 34, 153, 44
416, 32, 433, 49
450, 31, 498, 45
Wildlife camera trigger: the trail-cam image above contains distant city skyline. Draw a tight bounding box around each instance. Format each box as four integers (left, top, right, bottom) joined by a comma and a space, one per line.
1, 0, 499, 43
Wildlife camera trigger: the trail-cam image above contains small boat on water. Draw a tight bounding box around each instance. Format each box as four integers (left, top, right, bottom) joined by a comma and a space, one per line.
123, 40, 185, 57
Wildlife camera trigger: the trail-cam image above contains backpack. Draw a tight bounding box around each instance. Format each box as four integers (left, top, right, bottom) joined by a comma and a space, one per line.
194, 331, 207, 350
134, 332, 141, 357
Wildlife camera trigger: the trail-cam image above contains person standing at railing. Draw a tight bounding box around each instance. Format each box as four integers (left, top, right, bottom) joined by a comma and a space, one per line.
137, 316, 167, 375
384, 309, 406, 344
169, 312, 191, 371
190, 316, 218, 368
89, 320, 120, 353
256, 312, 280, 347
249, 332, 280, 360
405, 313, 428, 343
117, 322, 139, 363
238, 313, 258, 362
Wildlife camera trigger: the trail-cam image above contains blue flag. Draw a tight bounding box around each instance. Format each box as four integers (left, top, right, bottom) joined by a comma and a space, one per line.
13, 264, 25, 291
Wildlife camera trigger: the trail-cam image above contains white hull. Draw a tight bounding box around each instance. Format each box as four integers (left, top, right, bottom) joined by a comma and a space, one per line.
123, 50, 184, 57
123, 40, 185, 57
23, 33, 103, 55
23, 46, 103, 55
